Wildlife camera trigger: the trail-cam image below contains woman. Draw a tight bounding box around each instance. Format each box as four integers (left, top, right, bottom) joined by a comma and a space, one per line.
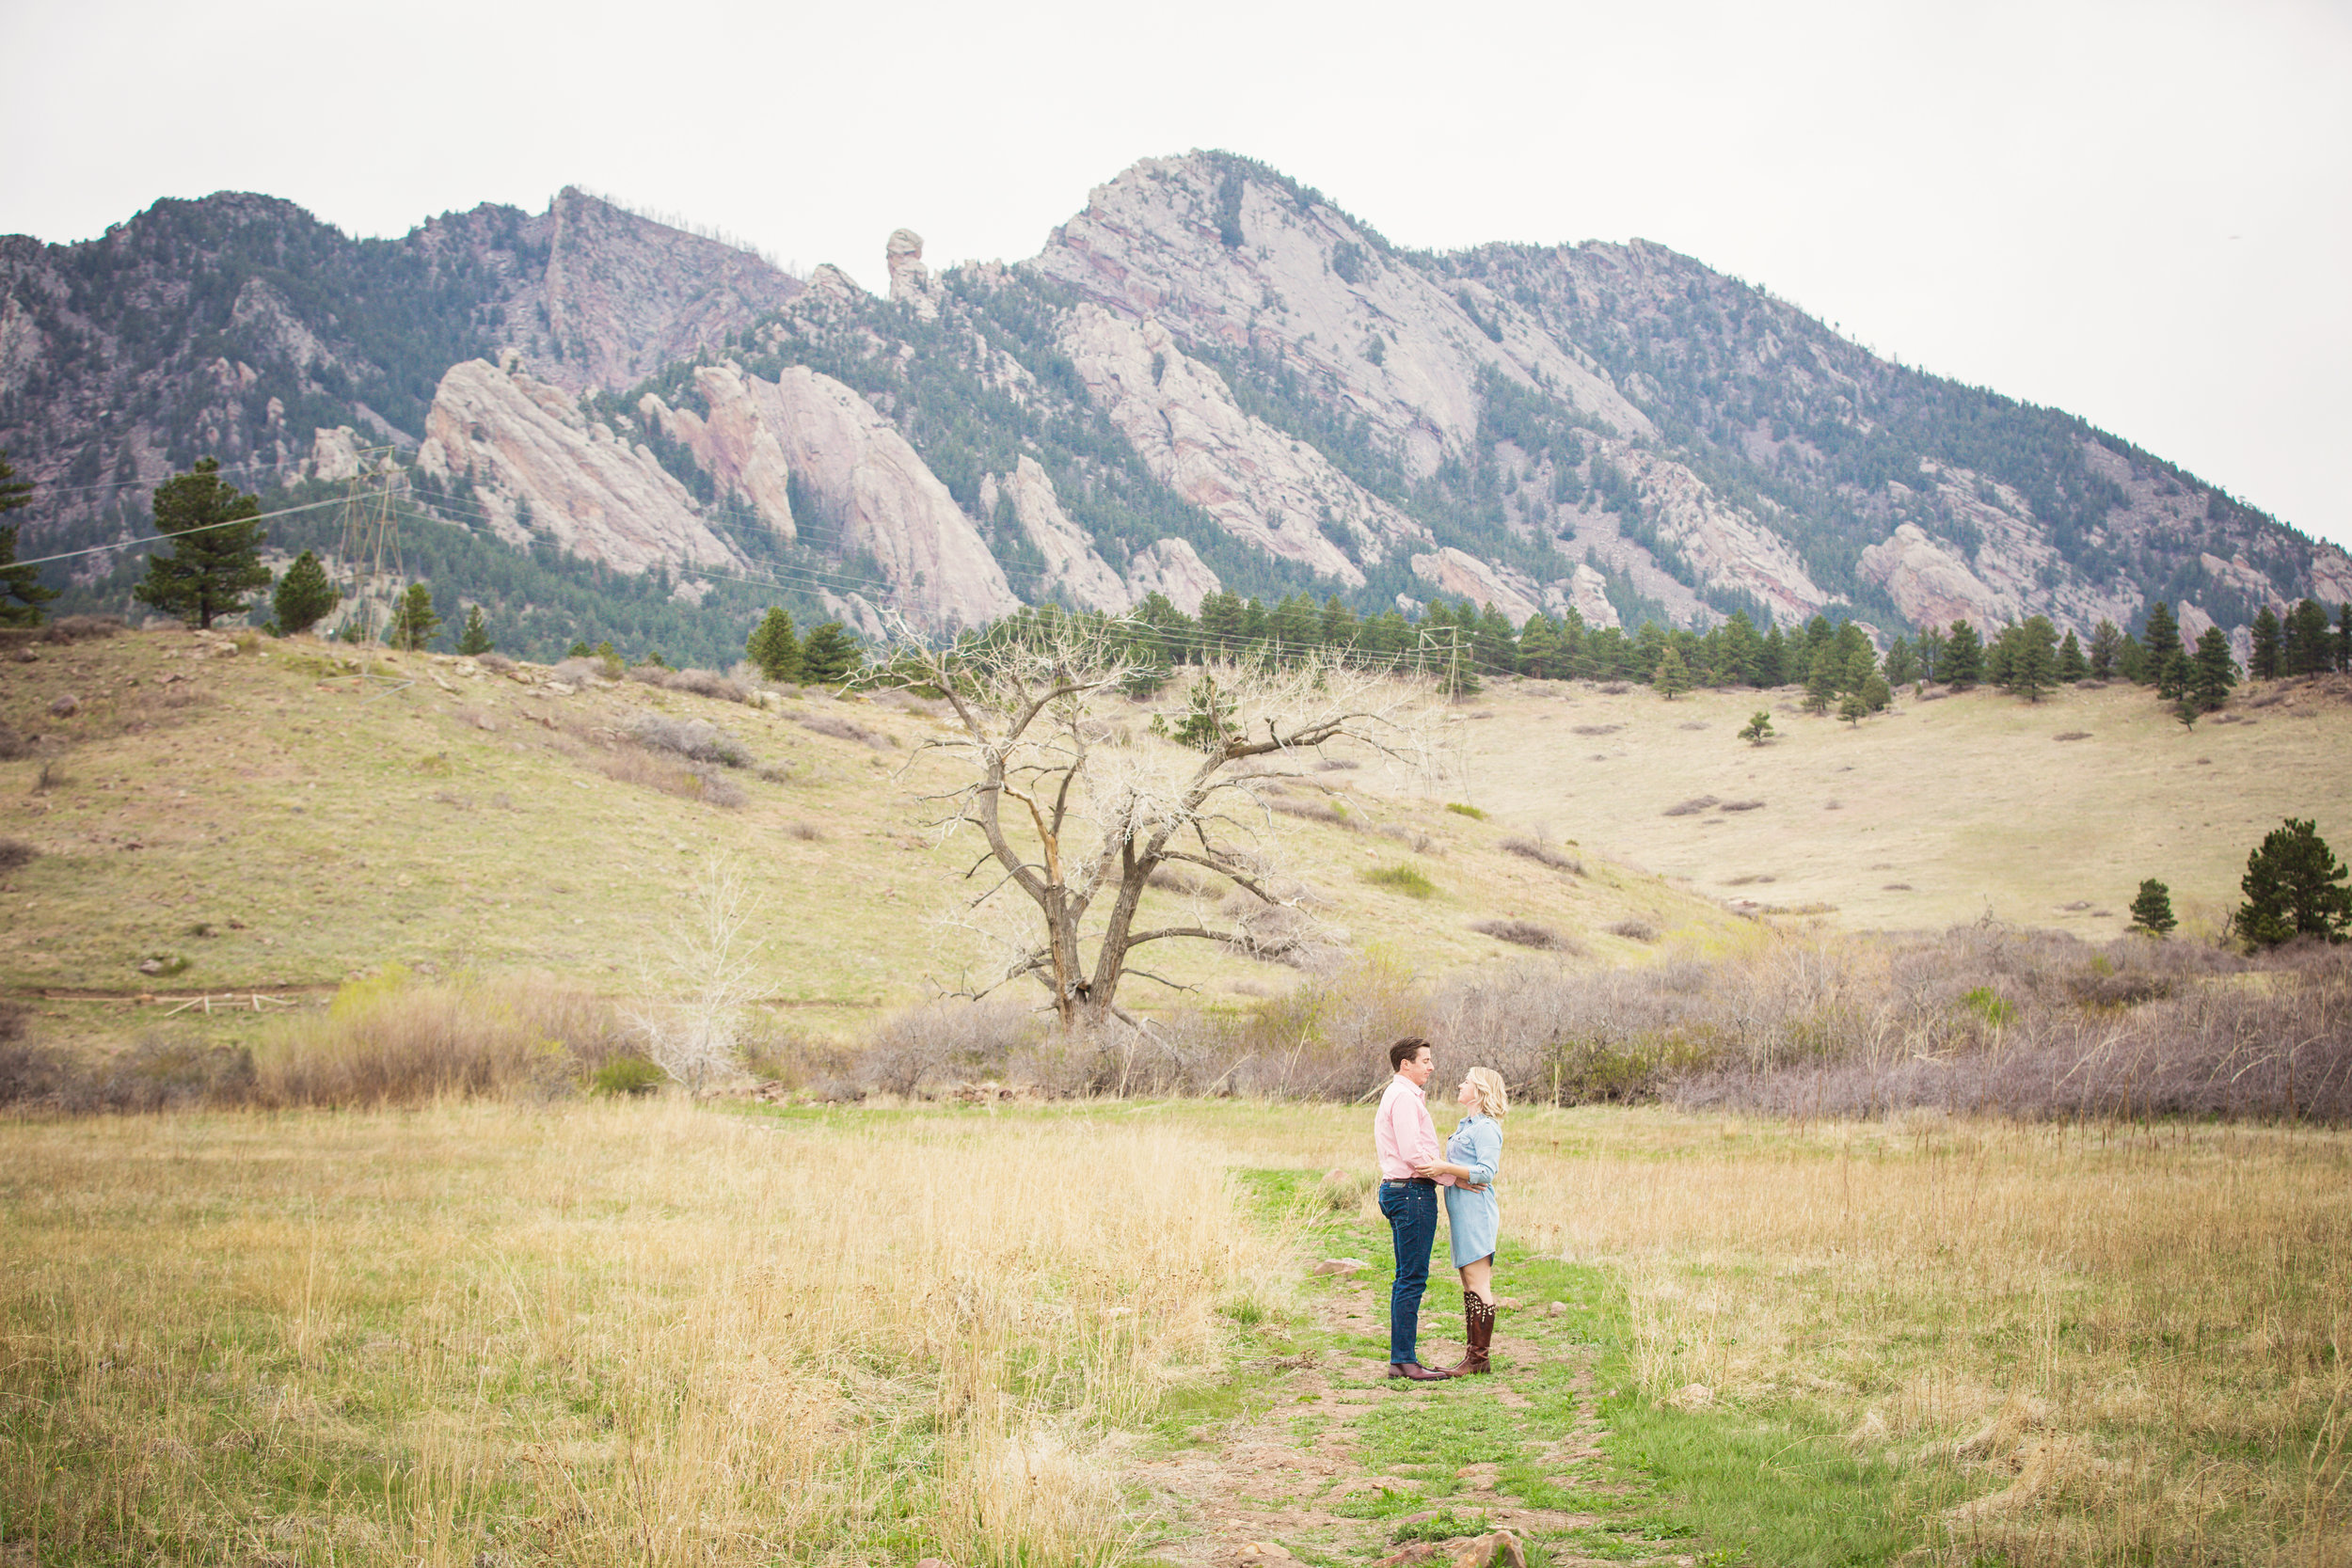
1416, 1066, 1505, 1375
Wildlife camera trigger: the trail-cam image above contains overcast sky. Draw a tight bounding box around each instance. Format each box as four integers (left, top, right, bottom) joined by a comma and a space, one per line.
6, 0, 2347, 552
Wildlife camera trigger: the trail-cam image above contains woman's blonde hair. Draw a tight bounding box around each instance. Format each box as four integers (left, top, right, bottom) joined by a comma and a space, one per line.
1464, 1067, 1508, 1118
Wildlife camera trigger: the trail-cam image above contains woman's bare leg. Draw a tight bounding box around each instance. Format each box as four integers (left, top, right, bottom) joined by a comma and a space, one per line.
1460, 1257, 1494, 1306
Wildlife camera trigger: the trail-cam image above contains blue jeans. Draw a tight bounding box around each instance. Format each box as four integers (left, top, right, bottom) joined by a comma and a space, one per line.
1378, 1179, 1438, 1365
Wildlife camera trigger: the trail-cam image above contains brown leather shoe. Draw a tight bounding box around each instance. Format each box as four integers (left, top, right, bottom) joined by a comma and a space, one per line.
1386, 1360, 1453, 1381
1444, 1294, 1496, 1376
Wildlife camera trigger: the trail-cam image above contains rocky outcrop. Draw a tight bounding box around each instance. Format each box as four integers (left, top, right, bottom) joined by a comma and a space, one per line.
532, 187, 804, 394
1123, 537, 1221, 614
1564, 563, 1620, 629
416, 359, 743, 575
1858, 523, 2005, 628
1596, 443, 1833, 626
641, 362, 800, 541
308, 425, 363, 483
1031, 154, 1651, 480
1410, 547, 1542, 624
1060, 304, 1424, 585
994, 456, 1132, 612
885, 230, 941, 321
651, 364, 1016, 633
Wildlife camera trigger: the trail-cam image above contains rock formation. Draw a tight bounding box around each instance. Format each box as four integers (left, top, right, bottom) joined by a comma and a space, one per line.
884, 230, 941, 321
1060, 304, 1422, 586
642, 362, 1017, 633
992, 456, 1132, 612
416, 360, 744, 575
1123, 537, 1221, 614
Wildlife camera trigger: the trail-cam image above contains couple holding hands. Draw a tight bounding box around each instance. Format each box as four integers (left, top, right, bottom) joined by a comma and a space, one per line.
1372, 1036, 1507, 1382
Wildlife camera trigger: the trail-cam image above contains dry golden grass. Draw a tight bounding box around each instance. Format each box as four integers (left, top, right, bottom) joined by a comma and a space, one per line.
0, 1102, 1281, 1566
1453, 676, 2352, 940
4, 1099, 2347, 1562
0, 630, 1729, 1027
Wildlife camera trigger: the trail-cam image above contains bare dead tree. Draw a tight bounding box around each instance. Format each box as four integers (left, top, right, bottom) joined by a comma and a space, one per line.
626, 857, 767, 1096
882, 613, 1428, 1033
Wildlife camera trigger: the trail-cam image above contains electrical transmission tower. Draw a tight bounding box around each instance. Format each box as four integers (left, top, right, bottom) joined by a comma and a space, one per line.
334, 448, 404, 643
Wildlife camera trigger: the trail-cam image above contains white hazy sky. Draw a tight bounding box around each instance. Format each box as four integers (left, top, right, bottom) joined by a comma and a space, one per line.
6, 0, 2347, 552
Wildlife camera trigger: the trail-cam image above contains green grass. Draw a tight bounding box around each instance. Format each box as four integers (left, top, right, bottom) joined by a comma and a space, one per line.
1360, 863, 1438, 898
1268, 1166, 1915, 1566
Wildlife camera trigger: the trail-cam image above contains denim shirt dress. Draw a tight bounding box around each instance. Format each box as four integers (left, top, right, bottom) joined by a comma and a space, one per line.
1441, 1113, 1502, 1267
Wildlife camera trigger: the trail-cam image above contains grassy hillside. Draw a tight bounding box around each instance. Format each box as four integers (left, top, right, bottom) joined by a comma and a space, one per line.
0, 628, 1724, 1037
1453, 673, 2352, 939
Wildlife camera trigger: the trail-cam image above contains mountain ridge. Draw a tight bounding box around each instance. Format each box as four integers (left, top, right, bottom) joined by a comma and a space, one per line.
4, 152, 2344, 655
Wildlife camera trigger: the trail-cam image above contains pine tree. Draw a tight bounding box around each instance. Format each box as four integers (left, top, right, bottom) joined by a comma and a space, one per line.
270, 549, 339, 636
1517, 614, 1561, 679
1803, 660, 1835, 714
2190, 626, 2237, 712
2339, 604, 2352, 673
1739, 709, 1775, 745
2139, 602, 2181, 686
746, 606, 802, 682
1756, 626, 1790, 687
798, 622, 862, 685
0, 451, 58, 627
1863, 673, 1893, 712
1319, 595, 1359, 650
1167, 671, 1239, 751
1838, 691, 1868, 726
457, 605, 493, 656
2232, 818, 2352, 949
2290, 598, 2333, 675
2249, 606, 2282, 679
2115, 627, 2147, 683
1883, 637, 1919, 687
1652, 644, 1692, 700
1940, 620, 1983, 689
386, 582, 441, 651
133, 458, 271, 628
2087, 620, 2123, 680
1915, 626, 1946, 683
2008, 616, 2059, 702
2156, 644, 2193, 703
2127, 879, 2176, 937
2057, 629, 2087, 683
1983, 623, 2014, 689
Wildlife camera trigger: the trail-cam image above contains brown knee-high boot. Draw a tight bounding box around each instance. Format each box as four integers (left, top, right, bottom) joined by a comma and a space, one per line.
1445, 1293, 1495, 1375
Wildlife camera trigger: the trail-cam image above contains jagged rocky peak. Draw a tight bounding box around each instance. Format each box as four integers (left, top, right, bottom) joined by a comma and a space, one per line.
884, 229, 939, 320
529, 186, 806, 393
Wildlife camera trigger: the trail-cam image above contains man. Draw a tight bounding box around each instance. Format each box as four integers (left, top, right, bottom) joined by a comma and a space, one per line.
1374, 1036, 1454, 1381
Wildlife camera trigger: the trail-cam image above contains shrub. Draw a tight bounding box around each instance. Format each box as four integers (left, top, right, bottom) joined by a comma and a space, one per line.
589, 1055, 665, 1097
1444, 802, 1486, 820
1269, 795, 1356, 829
792, 710, 890, 748
1661, 797, 1719, 816
858, 1000, 1044, 1098
1470, 918, 1572, 951
0, 727, 28, 760
476, 651, 516, 673
0, 838, 35, 872
658, 667, 748, 703
548, 656, 612, 685
1500, 836, 1581, 874
1360, 863, 1437, 898
1718, 800, 1766, 813
1607, 918, 1661, 942
628, 712, 749, 767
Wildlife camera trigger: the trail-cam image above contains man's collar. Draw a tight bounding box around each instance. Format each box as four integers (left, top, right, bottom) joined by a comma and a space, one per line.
1392, 1074, 1425, 1099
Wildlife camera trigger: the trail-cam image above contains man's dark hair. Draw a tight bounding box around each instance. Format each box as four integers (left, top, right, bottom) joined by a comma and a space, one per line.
1389, 1037, 1433, 1072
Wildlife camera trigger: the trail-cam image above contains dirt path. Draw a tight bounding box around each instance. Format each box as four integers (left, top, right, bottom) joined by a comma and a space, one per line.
1122, 1251, 1700, 1568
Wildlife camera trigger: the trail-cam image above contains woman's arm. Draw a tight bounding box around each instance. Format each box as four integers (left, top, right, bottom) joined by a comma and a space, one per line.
1453, 1123, 1500, 1188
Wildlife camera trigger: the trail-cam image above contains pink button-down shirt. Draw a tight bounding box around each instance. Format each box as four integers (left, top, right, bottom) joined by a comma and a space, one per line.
1374, 1074, 1454, 1184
